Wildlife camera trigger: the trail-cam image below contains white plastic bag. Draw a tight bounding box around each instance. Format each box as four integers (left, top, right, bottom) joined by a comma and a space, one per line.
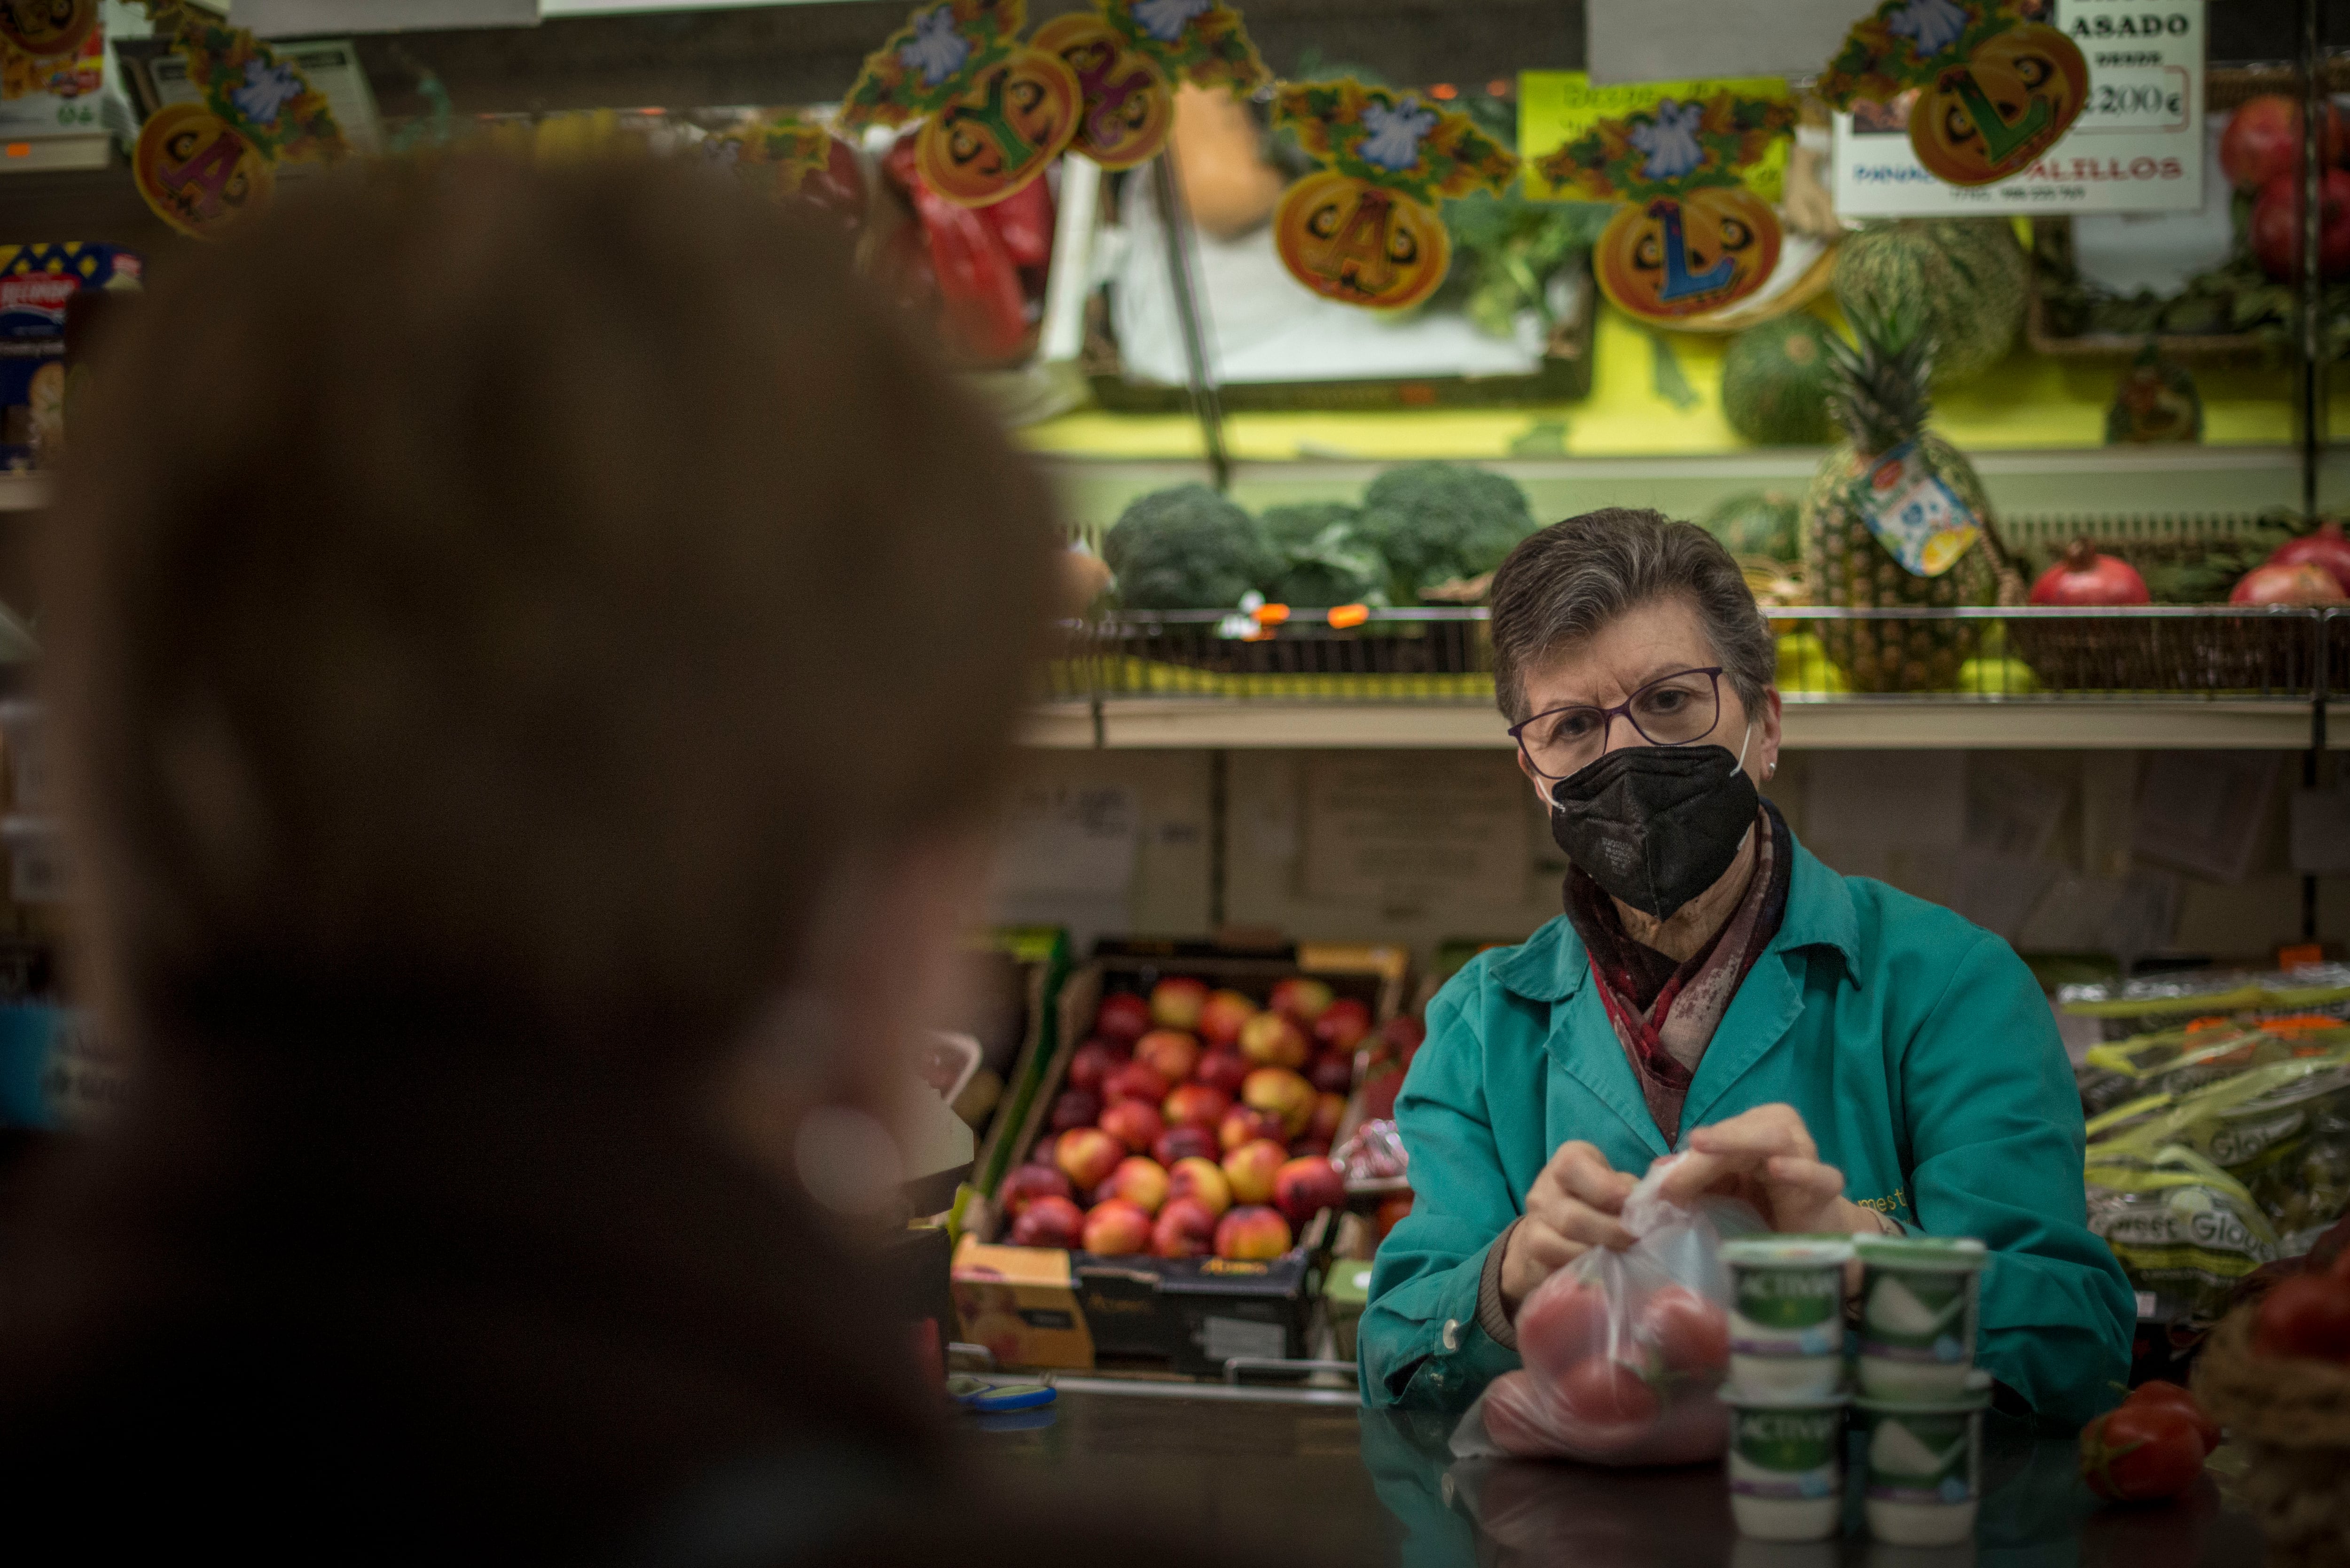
1451, 1154, 1763, 1466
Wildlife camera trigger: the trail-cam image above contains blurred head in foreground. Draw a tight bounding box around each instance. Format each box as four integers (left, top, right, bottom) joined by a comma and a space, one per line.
12, 155, 1060, 1551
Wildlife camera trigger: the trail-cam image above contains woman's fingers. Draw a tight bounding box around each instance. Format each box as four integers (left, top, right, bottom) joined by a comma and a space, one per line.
1548, 1140, 1639, 1214
1686, 1103, 1817, 1163
1765, 1154, 1846, 1197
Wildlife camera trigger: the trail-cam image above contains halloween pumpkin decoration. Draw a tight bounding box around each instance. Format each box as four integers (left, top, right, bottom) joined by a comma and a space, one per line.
1537, 92, 1796, 325
842, 0, 1079, 209
913, 47, 1083, 205
1820, 0, 2088, 190
0, 0, 96, 57
1037, 0, 1265, 174
1269, 78, 1517, 312
1274, 169, 1454, 311
123, 1, 348, 238
1031, 13, 1171, 169
134, 101, 275, 238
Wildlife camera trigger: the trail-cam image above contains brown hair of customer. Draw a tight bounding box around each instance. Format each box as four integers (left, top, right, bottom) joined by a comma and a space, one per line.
0, 157, 1066, 1557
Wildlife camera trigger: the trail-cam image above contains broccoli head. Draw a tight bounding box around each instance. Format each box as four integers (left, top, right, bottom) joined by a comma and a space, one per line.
1356, 462, 1535, 602
1102, 484, 1274, 610
1260, 502, 1387, 608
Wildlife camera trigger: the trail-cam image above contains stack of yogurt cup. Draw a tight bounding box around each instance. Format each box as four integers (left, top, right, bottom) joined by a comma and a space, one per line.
1719, 1233, 1994, 1548
1719, 1235, 1855, 1543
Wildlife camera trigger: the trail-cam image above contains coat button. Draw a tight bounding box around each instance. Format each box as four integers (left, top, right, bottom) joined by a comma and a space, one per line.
1441, 1318, 1463, 1352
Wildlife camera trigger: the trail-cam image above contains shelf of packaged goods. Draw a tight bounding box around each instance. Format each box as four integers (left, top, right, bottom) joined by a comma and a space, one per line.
1019, 698, 2324, 751
0, 474, 53, 513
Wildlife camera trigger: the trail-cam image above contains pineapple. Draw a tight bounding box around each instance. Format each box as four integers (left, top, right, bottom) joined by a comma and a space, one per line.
1801, 304, 2019, 694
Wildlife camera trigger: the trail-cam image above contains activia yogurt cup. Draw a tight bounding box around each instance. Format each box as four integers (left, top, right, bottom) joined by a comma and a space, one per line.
1722, 1235, 1853, 1398
1854, 1236, 1986, 1402
1855, 1377, 1990, 1547
1725, 1392, 1849, 1541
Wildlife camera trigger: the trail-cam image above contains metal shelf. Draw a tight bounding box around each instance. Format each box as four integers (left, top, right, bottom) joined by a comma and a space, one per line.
1021, 698, 2325, 751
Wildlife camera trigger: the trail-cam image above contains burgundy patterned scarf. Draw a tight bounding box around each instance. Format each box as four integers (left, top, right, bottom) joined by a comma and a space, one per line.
1563, 799, 1792, 1145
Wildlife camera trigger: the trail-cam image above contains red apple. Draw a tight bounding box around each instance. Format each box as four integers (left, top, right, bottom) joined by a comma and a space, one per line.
1518, 1275, 1612, 1380
1309, 1091, 1346, 1144
1153, 1124, 1217, 1166
1010, 1194, 1085, 1249
1135, 1029, 1200, 1084
1270, 976, 1334, 1024
1055, 1125, 1124, 1191
1149, 976, 1208, 1030
1097, 1098, 1165, 1154
1238, 1010, 1310, 1069
1104, 1155, 1169, 1215
1314, 997, 1372, 1051
1093, 992, 1151, 1045
1194, 1050, 1249, 1097
1556, 1357, 1659, 1427
1167, 1155, 1232, 1217
1049, 1088, 1100, 1132
1374, 1190, 1413, 1242
1066, 1038, 1128, 1095
1308, 1054, 1354, 1095
1214, 1204, 1293, 1261
1198, 988, 1259, 1048
1222, 1137, 1287, 1205
1219, 1104, 1285, 1152
2221, 94, 2346, 192
997, 1164, 1073, 1222
1101, 1061, 1171, 1107
1639, 1285, 1730, 1377
1272, 1155, 1346, 1226
1152, 1195, 1220, 1258
1082, 1198, 1154, 1256
2252, 167, 2350, 281
1243, 1066, 1316, 1138
1162, 1082, 1232, 1132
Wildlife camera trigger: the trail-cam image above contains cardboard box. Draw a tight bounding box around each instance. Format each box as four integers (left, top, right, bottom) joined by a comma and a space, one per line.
950, 1236, 1094, 1371
1076, 1250, 1318, 1377
996, 936, 1409, 1181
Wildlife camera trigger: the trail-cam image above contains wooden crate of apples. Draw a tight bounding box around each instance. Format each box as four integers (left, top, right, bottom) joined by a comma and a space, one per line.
998, 972, 1373, 1264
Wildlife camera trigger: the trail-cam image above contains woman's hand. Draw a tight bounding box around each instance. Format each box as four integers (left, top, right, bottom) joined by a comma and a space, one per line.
1500, 1141, 1639, 1314
1656, 1103, 1883, 1237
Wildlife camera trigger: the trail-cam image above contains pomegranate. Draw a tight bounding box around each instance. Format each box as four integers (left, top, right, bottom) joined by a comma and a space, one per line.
2221, 95, 2345, 192
2231, 561, 2349, 606
2251, 168, 2350, 281
2029, 539, 2149, 606
2267, 520, 2350, 593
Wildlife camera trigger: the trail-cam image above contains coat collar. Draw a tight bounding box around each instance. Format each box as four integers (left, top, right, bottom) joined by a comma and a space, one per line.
1493, 827, 1861, 1005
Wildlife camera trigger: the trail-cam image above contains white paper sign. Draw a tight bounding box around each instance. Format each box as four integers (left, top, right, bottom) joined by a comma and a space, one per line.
1833, 0, 2205, 216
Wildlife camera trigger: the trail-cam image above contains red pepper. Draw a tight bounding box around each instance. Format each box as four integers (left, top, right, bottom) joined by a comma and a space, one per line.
879, 145, 1025, 364
978, 173, 1054, 269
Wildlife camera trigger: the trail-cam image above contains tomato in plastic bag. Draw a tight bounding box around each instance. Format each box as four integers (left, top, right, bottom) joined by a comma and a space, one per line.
1451, 1154, 1760, 1466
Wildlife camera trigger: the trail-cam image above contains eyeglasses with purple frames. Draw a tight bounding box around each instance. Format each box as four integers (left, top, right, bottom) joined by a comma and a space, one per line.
1508, 667, 1725, 780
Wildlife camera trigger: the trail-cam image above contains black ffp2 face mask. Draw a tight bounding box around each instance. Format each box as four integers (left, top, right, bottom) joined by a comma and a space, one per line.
1545, 737, 1759, 920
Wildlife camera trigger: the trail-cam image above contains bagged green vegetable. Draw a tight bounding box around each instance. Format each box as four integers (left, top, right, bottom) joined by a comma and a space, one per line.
2085, 1144, 2281, 1324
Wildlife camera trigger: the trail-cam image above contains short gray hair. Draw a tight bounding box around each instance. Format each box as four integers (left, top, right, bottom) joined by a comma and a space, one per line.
1489, 507, 1775, 723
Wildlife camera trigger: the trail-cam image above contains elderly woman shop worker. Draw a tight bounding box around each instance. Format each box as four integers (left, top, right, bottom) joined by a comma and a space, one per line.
1358, 508, 2132, 1429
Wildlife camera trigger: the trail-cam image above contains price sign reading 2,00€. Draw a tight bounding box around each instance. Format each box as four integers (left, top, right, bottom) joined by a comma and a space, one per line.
1833, 0, 2205, 217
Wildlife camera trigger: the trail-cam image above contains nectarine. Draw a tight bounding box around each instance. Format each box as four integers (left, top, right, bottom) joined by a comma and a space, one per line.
1093, 992, 1151, 1045
1149, 977, 1208, 1030
1010, 1194, 1084, 1249
1101, 1061, 1171, 1107
1242, 1066, 1316, 1137
1214, 1204, 1292, 1261
1218, 1104, 1285, 1152
1238, 1011, 1309, 1069
1066, 1038, 1128, 1095
1161, 1082, 1231, 1132
997, 1164, 1073, 1222
1082, 1199, 1154, 1256
1152, 1195, 1219, 1259
1166, 1155, 1232, 1217
1049, 1088, 1100, 1132
1097, 1098, 1164, 1155
1055, 1126, 1124, 1191
1314, 997, 1371, 1051
1135, 1029, 1199, 1084
1270, 976, 1333, 1024
1153, 1124, 1217, 1166
1309, 1091, 1346, 1144
1272, 1155, 1344, 1226
1194, 1050, 1249, 1097
1104, 1155, 1169, 1215
1222, 1137, 1285, 1205
1198, 988, 1259, 1048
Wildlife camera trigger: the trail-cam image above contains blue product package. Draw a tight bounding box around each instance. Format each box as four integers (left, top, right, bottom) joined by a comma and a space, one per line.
1, 242, 142, 469
0, 1004, 122, 1130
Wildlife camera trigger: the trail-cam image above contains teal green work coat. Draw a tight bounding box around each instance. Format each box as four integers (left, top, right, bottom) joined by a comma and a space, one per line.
1360, 830, 2133, 1431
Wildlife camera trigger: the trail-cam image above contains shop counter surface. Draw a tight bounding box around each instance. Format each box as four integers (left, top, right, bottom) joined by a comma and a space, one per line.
965, 1384, 2268, 1568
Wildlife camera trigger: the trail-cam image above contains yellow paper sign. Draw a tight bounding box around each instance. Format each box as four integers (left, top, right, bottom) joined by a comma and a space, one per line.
1518, 71, 1790, 204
